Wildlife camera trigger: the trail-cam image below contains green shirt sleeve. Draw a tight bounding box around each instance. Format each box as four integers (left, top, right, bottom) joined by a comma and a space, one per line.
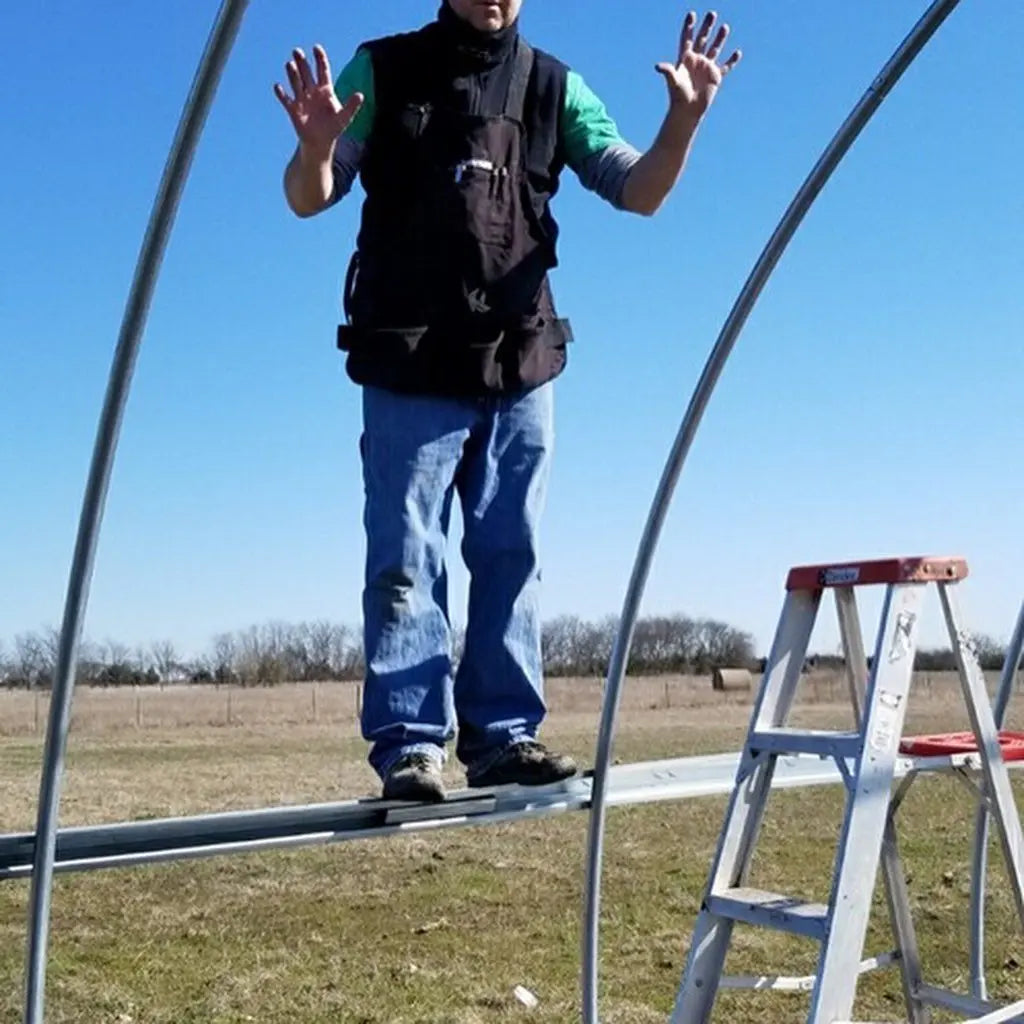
333, 46, 376, 145
561, 69, 629, 171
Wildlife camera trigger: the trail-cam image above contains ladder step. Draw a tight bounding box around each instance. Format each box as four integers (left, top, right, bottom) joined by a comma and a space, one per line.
750, 728, 862, 759
706, 887, 829, 940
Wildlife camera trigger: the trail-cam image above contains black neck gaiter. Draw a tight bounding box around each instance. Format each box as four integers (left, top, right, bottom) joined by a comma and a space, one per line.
435, 2, 519, 71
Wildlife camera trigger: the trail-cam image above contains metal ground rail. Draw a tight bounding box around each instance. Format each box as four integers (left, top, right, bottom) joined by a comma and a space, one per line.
0, 749, 1008, 880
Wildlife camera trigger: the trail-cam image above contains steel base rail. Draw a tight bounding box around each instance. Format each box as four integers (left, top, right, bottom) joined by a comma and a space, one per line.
579, 2, 965, 1021
0, 754, 828, 879
22, 3, 251, 1022
2, 749, 1006, 881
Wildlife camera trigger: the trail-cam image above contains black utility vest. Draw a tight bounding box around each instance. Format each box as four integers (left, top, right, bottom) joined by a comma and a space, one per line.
337, 24, 573, 397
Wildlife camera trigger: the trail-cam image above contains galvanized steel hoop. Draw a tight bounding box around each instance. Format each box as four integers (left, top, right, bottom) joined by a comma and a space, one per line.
580, 2, 965, 1020
22, 3, 251, 1022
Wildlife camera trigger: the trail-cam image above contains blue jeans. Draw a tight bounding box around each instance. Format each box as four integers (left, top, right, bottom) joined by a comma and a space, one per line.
359, 383, 553, 779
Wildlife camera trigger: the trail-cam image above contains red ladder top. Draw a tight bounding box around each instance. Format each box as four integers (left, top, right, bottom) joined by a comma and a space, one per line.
786, 556, 968, 592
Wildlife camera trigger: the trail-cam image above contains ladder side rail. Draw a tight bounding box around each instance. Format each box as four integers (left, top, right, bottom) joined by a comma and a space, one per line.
940, 586, 1024, 927
971, 599, 1024, 999
835, 586, 870, 725
970, 598, 1024, 999
753, 588, 825, 730
670, 587, 821, 1024
879, 813, 931, 1024
808, 582, 926, 1024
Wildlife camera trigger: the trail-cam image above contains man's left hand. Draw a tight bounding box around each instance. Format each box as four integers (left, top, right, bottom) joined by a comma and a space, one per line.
656, 10, 742, 121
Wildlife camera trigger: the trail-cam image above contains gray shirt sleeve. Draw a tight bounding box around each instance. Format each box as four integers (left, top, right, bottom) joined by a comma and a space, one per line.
573, 142, 643, 210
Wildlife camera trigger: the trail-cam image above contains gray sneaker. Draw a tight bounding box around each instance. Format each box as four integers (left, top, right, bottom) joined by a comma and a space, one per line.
467, 740, 578, 789
382, 752, 446, 803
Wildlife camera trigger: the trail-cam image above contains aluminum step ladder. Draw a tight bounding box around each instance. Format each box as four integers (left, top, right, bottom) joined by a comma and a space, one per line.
671, 556, 1024, 1024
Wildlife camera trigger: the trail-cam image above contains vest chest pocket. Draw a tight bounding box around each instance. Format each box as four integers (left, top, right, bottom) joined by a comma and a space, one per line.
398, 103, 431, 140
446, 158, 515, 250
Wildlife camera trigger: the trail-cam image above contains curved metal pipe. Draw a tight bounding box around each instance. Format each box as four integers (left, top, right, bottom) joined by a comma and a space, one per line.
969, 599, 1024, 1000
579, 1, 964, 1020
22, 3, 250, 1021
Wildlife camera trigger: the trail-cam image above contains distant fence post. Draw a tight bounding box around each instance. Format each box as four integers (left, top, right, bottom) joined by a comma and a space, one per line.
226, 689, 233, 726
34, 690, 40, 734
312, 682, 318, 723
355, 683, 362, 719
135, 687, 142, 728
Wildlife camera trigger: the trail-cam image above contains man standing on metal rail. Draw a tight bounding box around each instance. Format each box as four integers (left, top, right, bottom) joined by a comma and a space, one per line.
274, 2, 741, 802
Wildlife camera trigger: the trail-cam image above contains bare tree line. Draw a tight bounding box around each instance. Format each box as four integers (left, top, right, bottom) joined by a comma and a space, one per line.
0, 622, 364, 690
0, 615, 1008, 691
540, 614, 755, 676
0, 613, 757, 690
803, 632, 1009, 675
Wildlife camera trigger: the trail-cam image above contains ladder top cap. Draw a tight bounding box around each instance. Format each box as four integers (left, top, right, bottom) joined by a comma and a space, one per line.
786, 556, 968, 591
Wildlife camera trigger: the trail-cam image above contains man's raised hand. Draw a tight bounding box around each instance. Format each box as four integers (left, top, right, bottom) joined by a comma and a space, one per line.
656, 10, 742, 120
274, 44, 363, 157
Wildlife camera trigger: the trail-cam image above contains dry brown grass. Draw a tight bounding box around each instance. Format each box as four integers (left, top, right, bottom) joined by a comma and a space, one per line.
0, 670, 978, 737
1, 675, 1022, 1022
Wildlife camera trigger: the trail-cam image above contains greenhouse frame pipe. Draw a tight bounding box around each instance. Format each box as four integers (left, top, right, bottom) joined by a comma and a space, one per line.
580, 1, 965, 1020
22, 3, 251, 1021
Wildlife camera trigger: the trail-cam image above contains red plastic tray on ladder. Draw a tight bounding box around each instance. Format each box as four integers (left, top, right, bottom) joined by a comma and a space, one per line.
899, 731, 1024, 761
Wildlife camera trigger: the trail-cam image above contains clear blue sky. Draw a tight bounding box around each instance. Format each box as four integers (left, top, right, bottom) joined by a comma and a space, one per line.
2, 1, 1021, 662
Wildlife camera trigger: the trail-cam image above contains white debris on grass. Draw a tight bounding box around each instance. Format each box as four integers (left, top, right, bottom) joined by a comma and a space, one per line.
513, 984, 539, 1009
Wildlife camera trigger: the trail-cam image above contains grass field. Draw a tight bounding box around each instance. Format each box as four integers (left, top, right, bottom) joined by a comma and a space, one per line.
2, 675, 1023, 1023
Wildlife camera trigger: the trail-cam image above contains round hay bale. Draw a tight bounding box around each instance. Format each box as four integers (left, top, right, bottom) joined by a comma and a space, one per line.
711, 667, 752, 692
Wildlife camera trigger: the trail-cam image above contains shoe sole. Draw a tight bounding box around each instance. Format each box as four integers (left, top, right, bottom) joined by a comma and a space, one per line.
382, 781, 447, 803
467, 767, 579, 789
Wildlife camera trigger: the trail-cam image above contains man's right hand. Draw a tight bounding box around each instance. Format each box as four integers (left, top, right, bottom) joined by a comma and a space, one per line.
274, 44, 363, 159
